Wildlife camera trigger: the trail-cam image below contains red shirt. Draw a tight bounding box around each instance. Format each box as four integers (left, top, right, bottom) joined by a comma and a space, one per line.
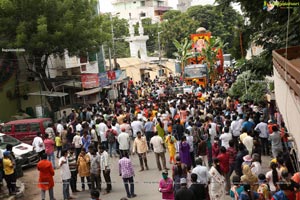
217, 152, 229, 174
227, 147, 237, 165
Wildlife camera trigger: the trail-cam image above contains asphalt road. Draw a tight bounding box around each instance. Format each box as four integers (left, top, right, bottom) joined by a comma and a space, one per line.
18, 152, 272, 200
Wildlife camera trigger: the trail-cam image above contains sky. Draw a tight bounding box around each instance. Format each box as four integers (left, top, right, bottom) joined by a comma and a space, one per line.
99, 0, 241, 13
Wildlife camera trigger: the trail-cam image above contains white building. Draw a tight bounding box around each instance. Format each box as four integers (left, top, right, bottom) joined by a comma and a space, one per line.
111, 0, 172, 23
177, 0, 192, 12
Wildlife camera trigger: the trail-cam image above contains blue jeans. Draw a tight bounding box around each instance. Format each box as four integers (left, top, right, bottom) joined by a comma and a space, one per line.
108, 142, 117, 157
41, 188, 54, 200
47, 152, 56, 169
62, 179, 70, 200
123, 176, 134, 198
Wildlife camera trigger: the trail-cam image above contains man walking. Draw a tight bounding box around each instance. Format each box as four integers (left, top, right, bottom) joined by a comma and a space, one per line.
89, 147, 101, 191
150, 132, 168, 171
191, 157, 210, 199
119, 152, 137, 199
132, 131, 149, 171
254, 118, 269, 155
58, 150, 74, 200
44, 133, 56, 169
144, 118, 154, 150
32, 132, 45, 160
99, 145, 112, 194
175, 178, 196, 200
118, 128, 130, 158
68, 147, 80, 193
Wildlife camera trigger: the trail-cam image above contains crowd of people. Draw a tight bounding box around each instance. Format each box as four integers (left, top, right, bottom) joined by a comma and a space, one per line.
1, 70, 300, 200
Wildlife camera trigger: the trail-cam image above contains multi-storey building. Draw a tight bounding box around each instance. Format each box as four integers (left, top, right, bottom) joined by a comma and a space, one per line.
111, 0, 172, 22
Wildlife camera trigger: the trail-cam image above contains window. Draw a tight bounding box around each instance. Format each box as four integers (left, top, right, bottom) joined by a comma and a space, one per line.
15, 124, 28, 132
30, 123, 40, 132
3, 125, 12, 132
141, 1, 145, 6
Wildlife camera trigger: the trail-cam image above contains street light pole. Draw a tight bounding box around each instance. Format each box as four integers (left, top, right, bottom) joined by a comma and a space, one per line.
158, 31, 162, 76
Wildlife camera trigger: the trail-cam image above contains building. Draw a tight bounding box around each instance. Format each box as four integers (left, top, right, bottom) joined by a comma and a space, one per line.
111, 0, 172, 23
272, 46, 300, 164
177, 0, 192, 12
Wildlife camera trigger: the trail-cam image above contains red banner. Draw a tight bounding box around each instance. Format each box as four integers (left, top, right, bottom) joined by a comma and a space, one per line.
107, 70, 116, 80
81, 74, 99, 89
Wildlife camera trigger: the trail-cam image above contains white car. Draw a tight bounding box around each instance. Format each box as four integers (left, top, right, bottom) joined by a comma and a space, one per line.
0, 133, 39, 167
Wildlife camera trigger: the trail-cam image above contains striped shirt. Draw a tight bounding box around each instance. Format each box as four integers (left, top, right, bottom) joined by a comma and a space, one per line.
68, 154, 77, 171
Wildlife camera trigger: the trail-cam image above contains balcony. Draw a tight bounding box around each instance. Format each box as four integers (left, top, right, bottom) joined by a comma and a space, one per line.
272, 46, 300, 157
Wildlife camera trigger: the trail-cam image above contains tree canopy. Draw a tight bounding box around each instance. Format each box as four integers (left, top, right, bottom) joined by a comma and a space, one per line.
216, 0, 300, 76
0, 0, 110, 80
160, 5, 244, 59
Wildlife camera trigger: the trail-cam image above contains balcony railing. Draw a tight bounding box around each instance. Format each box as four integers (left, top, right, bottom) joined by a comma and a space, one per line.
272, 46, 300, 97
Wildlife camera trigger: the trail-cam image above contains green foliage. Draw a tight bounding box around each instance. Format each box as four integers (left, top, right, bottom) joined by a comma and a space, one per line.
228, 71, 268, 102
172, 38, 193, 67
160, 11, 198, 58
239, 51, 273, 77
0, 0, 110, 59
216, 0, 300, 76
101, 14, 129, 58
160, 5, 244, 59
142, 18, 159, 55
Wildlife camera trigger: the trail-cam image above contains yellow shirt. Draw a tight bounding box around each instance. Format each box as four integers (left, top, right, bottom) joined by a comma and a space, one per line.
132, 136, 148, 154
3, 158, 14, 175
55, 136, 62, 147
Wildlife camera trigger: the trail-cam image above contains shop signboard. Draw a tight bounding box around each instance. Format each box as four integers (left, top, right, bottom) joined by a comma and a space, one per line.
81, 74, 99, 89
99, 72, 109, 87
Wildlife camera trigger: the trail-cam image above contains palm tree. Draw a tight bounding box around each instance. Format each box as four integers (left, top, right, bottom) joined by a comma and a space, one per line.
172, 38, 193, 74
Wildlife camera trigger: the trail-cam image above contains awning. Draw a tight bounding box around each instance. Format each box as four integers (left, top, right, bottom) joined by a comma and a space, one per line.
76, 87, 101, 96
28, 91, 69, 97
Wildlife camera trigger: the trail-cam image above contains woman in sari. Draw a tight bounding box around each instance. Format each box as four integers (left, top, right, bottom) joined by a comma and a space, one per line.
209, 158, 226, 200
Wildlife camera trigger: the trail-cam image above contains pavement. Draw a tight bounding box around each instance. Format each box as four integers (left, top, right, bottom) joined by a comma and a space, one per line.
11, 151, 272, 200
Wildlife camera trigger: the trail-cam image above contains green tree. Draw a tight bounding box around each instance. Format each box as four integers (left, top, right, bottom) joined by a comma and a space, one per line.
228, 71, 268, 102
186, 5, 245, 58
0, 0, 110, 97
216, 0, 300, 76
101, 14, 130, 59
172, 38, 193, 73
160, 11, 198, 58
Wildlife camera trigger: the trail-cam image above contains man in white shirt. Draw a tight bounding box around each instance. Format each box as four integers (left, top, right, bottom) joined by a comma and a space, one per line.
150, 132, 167, 171
230, 115, 242, 149
99, 145, 112, 194
72, 132, 82, 160
56, 120, 64, 135
192, 157, 210, 188
118, 128, 130, 158
219, 127, 233, 149
97, 118, 108, 150
32, 132, 45, 159
254, 119, 269, 156
131, 117, 144, 139
59, 150, 73, 200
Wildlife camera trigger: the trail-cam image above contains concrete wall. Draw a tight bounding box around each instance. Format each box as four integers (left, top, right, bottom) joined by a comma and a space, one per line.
274, 66, 300, 158
0, 76, 18, 121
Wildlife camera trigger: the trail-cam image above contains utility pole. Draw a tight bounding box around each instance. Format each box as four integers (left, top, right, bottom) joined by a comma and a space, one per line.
110, 12, 120, 70
158, 31, 162, 76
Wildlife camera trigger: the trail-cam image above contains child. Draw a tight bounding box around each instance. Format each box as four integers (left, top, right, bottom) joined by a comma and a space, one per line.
55, 132, 62, 158
90, 190, 101, 200
165, 133, 177, 164
230, 175, 244, 200
257, 173, 270, 200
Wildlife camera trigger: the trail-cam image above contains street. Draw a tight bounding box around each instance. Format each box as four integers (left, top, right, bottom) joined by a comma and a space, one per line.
17, 151, 272, 200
